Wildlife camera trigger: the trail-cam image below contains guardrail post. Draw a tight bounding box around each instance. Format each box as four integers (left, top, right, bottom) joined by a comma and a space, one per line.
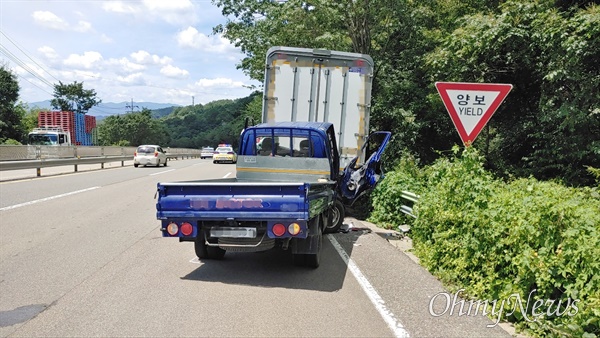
74, 147, 78, 172
101, 147, 105, 169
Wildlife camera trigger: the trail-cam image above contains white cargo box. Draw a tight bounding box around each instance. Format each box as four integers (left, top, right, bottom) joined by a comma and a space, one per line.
262, 46, 374, 167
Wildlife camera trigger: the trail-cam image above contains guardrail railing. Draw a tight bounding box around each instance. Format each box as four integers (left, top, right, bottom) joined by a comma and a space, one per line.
397, 190, 419, 234
0, 145, 201, 177
400, 190, 419, 219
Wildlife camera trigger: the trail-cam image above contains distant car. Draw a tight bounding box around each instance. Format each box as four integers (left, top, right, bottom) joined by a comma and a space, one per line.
200, 147, 214, 159
134, 145, 168, 167
213, 146, 237, 164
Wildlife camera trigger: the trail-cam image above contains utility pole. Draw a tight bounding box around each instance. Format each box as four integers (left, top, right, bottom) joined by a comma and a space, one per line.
192, 96, 195, 106
125, 98, 139, 113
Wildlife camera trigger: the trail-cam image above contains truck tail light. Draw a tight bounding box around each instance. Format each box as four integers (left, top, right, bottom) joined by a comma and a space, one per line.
272, 223, 286, 237
180, 222, 193, 236
288, 223, 301, 236
166, 222, 179, 236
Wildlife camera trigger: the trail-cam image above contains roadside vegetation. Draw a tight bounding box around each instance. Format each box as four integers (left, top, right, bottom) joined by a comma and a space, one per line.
370, 147, 599, 337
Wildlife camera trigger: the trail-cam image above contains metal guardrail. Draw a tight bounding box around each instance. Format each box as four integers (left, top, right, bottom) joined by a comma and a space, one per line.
400, 190, 419, 219
0, 145, 201, 176
397, 190, 419, 234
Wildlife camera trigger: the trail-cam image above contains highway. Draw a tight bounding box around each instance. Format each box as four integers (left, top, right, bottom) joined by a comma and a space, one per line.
0, 158, 513, 337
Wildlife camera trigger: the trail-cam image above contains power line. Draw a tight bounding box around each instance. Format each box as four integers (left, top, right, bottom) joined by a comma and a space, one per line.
0, 44, 55, 88
0, 31, 61, 83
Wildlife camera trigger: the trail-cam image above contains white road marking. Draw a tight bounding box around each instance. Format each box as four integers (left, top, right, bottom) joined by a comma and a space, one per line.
223, 172, 232, 178
328, 234, 410, 338
149, 169, 176, 176
0, 186, 100, 211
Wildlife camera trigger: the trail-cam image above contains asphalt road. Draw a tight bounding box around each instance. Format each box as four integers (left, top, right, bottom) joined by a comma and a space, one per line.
0, 159, 515, 337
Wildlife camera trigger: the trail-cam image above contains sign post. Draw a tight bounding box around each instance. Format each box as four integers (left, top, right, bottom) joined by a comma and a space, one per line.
435, 82, 512, 146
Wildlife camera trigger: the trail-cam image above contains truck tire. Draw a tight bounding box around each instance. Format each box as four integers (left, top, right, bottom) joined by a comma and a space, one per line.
195, 231, 225, 260
325, 199, 345, 233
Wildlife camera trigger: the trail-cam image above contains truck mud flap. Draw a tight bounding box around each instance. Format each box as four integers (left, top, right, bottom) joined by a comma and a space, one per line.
291, 215, 322, 255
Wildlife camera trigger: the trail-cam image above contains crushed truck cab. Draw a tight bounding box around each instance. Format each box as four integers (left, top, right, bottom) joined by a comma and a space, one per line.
156, 122, 390, 268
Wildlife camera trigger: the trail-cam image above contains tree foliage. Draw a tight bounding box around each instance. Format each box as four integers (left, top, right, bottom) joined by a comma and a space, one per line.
212, 0, 600, 186
51, 81, 101, 114
97, 108, 169, 146
161, 92, 260, 148
0, 64, 26, 143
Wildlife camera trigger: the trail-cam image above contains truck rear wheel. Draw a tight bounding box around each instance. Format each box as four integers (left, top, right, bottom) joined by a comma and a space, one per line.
325, 199, 344, 233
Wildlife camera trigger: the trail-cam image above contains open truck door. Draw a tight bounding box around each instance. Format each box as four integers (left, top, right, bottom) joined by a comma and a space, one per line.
339, 131, 392, 206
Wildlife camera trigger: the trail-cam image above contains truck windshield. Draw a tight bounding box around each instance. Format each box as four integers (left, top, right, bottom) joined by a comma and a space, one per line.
241, 128, 326, 158
28, 134, 58, 145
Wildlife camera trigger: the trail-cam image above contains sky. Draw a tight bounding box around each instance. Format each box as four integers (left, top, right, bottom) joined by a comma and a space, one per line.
0, 0, 261, 109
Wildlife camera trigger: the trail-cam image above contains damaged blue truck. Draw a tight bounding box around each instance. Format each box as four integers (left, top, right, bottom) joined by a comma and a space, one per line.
155, 47, 391, 268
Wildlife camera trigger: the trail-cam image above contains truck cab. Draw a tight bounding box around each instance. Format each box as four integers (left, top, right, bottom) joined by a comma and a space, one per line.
238, 122, 391, 232
27, 127, 72, 146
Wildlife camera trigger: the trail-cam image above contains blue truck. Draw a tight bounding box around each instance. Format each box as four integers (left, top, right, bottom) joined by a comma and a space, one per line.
156, 121, 390, 268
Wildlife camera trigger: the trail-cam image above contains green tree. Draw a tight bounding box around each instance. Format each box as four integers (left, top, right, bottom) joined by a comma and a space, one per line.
0, 64, 26, 143
424, 0, 600, 185
51, 81, 101, 114
97, 109, 169, 146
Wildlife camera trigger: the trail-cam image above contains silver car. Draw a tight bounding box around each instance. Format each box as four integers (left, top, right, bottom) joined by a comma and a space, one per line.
134, 145, 168, 167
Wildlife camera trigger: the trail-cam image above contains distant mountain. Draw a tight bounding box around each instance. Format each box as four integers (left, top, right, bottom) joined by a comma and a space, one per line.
29, 100, 181, 120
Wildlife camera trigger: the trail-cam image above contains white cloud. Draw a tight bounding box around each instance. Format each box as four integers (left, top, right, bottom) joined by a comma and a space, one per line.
195, 78, 245, 89
102, 1, 138, 14
130, 50, 172, 65
32, 11, 94, 33
74, 20, 93, 32
32, 11, 67, 30
38, 46, 59, 61
63, 51, 104, 69
176, 27, 237, 54
142, 0, 194, 11
100, 34, 113, 43
106, 57, 146, 73
102, 0, 196, 25
160, 65, 189, 78
117, 73, 146, 85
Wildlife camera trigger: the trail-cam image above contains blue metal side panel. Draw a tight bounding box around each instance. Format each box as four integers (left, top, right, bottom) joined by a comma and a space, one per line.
156, 182, 310, 221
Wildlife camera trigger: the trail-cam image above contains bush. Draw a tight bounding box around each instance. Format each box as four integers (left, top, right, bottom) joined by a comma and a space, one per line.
368, 153, 424, 229
377, 146, 600, 337
1, 138, 22, 145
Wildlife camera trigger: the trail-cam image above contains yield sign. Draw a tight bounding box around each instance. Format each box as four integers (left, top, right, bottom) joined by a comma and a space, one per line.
435, 82, 512, 146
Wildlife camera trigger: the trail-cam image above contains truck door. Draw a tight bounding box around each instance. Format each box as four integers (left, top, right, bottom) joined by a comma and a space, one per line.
339, 131, 392, 205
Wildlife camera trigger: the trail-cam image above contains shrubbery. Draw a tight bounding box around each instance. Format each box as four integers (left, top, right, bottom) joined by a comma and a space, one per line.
369, 147, 600, 337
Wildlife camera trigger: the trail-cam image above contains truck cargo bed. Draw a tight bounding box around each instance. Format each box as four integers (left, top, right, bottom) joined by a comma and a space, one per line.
156, 179, 335, 221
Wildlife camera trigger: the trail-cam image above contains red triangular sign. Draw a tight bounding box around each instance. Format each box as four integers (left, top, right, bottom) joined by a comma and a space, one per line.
435, 82, 512, 146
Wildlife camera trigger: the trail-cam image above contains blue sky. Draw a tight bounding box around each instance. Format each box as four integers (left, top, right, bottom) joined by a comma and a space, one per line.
0, 0, 260, 107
